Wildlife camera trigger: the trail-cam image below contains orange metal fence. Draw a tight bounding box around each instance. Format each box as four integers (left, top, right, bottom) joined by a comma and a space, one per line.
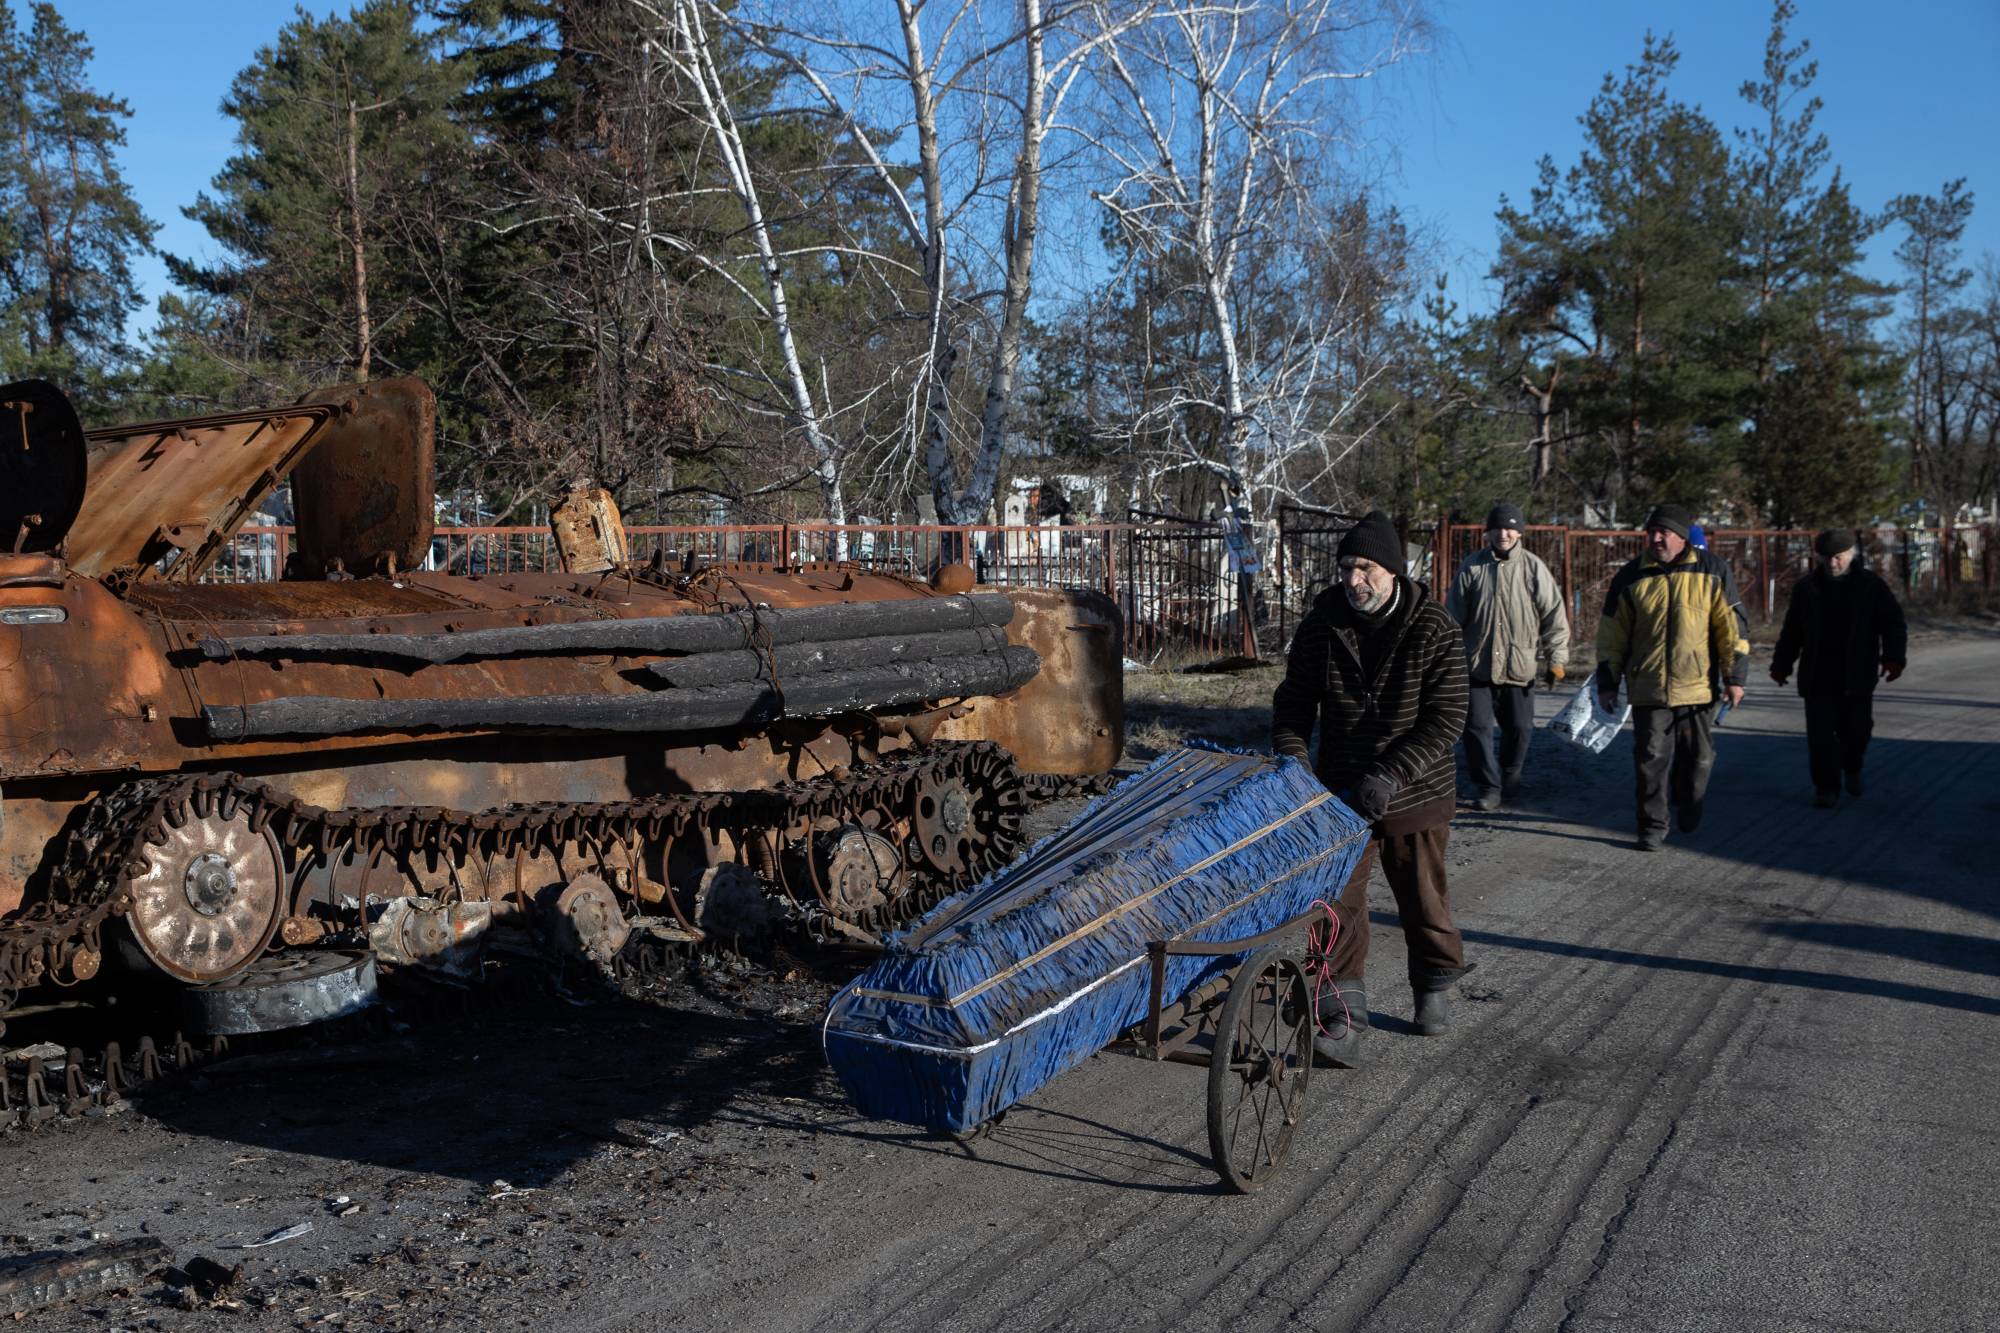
199, 519, 1994, 660
1433, 523, 1996, 649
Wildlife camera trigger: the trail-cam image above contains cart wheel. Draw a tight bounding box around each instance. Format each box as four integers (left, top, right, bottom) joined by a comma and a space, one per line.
1207, 947, 1315, 1194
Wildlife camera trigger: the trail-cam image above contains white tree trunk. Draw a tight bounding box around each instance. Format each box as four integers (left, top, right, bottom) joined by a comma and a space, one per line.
668, 0, 847, 541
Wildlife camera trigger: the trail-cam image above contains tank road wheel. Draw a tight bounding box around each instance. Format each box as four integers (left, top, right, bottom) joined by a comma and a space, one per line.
549, 874, 632, 966
910, 750, 1028, 888
820, 826, 904, 920
116, 804, 285, 984
1206, 948, 1315, 1195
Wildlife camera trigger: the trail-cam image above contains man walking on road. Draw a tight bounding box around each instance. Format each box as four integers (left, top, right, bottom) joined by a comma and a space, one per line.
1273, 510, 1471, 1066
1447, 503, 1569, 810
1596, 505, 1743, 851
1770, 528, 1907, 807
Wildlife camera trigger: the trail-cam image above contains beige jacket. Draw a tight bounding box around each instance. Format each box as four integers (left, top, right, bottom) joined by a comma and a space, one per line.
1446, 547, 1570, 686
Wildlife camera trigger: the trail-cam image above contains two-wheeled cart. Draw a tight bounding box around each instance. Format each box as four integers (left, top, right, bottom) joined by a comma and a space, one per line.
1124, 905, 1327, 1194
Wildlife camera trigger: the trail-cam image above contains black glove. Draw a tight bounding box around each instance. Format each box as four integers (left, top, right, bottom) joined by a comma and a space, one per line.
1350, 773, 1395, 822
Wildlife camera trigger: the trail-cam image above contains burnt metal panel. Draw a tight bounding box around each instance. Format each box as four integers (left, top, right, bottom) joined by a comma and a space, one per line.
68, 404, 337, 581
290, 378, 437, 579
935, 587, 1124, 775
0, 380, 87, 554
551, 487, 628, 573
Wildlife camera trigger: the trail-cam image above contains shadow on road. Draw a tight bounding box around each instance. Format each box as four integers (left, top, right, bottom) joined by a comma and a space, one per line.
722, 1097, 1229, 1197
133, 972, 848, 1187
1433, 918, 2000, 1018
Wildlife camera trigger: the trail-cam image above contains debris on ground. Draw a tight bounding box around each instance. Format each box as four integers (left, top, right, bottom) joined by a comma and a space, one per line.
161, 1254, 244, 1309
0, 1238, 170, 1316
226, 1222, 313, 1249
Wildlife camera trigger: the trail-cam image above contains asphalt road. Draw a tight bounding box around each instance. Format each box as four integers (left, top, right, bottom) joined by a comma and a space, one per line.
6, 632, 1996, 1331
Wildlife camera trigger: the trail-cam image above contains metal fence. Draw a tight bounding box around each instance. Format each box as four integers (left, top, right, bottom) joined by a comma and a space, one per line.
197, 519, 1996, 661
1121, 511, 1249, 660
1432, 523, 1997, 648
1275, 505, 1360, 650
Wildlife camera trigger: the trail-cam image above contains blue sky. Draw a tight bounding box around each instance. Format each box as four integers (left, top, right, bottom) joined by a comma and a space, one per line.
48, 0, 2000, 330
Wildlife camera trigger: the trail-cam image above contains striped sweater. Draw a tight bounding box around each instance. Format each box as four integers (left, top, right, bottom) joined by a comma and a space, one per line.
1272, 579, 1469, 833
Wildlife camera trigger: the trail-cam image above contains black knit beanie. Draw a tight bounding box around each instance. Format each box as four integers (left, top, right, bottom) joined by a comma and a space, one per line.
1338, 510, 1405, 575
1814, 528, 1857, 558
1485, 502, 1525, 531
1644, 504, 1694, 541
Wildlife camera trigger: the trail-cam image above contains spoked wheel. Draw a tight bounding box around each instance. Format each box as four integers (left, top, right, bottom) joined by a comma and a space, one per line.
115, 797, 285, 984
1206, 946, 1315, 1194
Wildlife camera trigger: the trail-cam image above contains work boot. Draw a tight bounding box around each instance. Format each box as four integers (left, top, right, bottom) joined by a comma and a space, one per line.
1473, 788, 1502, 813
1844, 771, 1864, 797
1814, 789, 1837, 809
1635, 829, 1665, 852
1312, 981, 1368, 1068
1414, 989, 1452, 1036
1411, 964, 1473, 1037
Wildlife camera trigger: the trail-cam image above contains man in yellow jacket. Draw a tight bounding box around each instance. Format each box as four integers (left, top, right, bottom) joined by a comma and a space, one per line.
1596, 505, 1744, 851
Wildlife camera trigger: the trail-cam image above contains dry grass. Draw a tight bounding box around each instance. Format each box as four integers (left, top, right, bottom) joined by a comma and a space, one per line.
1121, 662, 1284, 763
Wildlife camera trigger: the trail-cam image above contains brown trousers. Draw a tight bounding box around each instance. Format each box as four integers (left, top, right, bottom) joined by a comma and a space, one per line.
1324, 823, 1464, 987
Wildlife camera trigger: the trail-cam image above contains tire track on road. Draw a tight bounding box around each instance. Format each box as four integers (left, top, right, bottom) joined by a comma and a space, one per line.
819, 654, 1994, 1333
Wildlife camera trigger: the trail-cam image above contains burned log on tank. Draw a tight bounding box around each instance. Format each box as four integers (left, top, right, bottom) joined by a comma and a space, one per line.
197, 591, 1017, 665
203, 646, 1042, 741
648, 625, 1012, 689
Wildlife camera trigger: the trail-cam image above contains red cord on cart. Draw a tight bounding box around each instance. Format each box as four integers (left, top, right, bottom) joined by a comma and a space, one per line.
1302, 898, 1352, 1038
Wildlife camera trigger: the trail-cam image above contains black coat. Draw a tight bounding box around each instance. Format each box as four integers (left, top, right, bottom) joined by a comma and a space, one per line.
1771, 565, 1907, 697
1272, 578, 1469, 832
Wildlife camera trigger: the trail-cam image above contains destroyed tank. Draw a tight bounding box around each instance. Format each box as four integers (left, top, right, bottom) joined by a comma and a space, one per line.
0, 377, 1122, 1051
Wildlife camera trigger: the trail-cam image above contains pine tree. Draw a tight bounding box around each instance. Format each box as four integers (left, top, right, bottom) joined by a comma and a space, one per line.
1890, 181, 1992, 522
0, 1, 155, 404
1732, 0, 1897, 527
1492, 33, 1743, 522
167, 1, 461, 391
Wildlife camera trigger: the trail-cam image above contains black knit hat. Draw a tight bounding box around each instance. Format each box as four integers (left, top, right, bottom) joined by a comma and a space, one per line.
1485, 502, 1525, 532
1338, 509, 1405, 575
1644, 504, 1694, 540
1814, 528, 1857, 558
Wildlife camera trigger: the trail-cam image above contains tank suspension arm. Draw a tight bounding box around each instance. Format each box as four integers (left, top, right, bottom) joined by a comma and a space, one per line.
196, 591, 1017, 665
647, 624, 1011, 689
202, 646, 1042, 741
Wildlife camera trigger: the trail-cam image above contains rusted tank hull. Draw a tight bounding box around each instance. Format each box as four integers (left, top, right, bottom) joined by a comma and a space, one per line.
0, 571, 1122, 918
0, 376, 1123, 1019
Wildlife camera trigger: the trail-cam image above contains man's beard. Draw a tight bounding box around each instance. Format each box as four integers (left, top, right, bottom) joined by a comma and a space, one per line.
1345, 580, 1390, 613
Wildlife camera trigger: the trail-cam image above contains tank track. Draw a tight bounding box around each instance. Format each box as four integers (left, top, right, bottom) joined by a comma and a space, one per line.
0, 741, 1127, 1128
0, 740, 1031, 1004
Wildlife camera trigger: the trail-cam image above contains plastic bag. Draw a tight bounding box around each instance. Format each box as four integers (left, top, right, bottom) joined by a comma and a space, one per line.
1547, 670, 1631, 754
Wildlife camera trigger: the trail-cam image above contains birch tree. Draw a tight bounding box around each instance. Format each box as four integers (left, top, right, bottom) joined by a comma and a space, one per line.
709, 0, 1148, 523
644, 0, 851, 532
1076, 0, 1429, 536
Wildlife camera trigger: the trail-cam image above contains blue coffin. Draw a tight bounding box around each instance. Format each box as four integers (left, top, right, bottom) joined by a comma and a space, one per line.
823, 747, 1370, 1133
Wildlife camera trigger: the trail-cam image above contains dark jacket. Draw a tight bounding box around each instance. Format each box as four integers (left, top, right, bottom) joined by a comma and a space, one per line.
1272, 578, 1469, 833
1771, 565, 1907, 697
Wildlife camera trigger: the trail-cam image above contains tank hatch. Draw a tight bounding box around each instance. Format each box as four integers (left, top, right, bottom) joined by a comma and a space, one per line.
68, 402, 339, 582
0, 379, 89, 555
